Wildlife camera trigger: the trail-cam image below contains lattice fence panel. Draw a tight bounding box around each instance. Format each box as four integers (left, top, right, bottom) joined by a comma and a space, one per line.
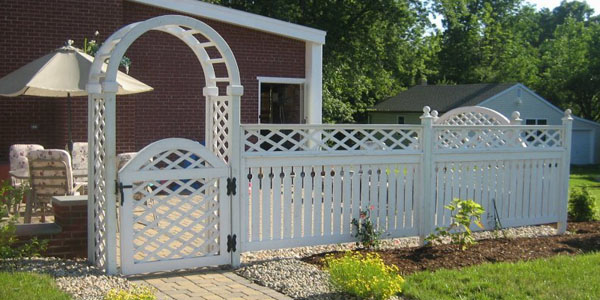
243, 126, 421, 154
92, 97, 107, 268
129, 178, 221, 263
434, 126, 563, 150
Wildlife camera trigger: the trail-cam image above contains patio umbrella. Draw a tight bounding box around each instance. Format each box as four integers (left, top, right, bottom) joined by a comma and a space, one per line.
0, 40, 153, 151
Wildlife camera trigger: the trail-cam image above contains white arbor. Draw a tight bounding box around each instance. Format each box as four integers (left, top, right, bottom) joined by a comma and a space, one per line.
86, 15, 243, 274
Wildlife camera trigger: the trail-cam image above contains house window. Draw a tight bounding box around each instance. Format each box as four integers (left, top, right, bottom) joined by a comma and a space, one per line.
397, 116, 405, 124
257, 77, 305, 124
525, 119, 547, 125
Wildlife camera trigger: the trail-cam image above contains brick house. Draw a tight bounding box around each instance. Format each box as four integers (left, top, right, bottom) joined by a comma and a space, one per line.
0, 0, 325, 177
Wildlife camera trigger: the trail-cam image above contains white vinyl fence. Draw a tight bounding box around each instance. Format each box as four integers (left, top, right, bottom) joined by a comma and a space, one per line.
236, 107, 573, 253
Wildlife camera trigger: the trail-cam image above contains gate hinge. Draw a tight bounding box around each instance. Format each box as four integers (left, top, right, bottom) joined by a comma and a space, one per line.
117, 181, 133, 206
226, 177, 237, 196
227, 234, 237, 252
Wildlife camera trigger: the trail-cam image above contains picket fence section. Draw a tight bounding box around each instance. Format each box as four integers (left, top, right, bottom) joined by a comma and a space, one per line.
236, 106, 573, 253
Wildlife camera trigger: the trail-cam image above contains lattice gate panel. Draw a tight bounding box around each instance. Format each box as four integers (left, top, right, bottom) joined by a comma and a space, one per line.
128, 178, 221, 263
118, 139, 230, 275
92, 97, 108, 268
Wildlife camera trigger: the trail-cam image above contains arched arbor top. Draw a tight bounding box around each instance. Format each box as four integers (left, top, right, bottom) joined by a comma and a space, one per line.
87, 15, 242, 96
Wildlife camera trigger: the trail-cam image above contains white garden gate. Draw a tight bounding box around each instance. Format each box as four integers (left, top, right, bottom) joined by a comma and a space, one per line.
118, 138, 232, 275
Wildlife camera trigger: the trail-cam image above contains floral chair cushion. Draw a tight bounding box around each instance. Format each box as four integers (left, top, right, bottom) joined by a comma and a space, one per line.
27, 149, 74, 200
9, 144, 44, 186
71, 142, 88, 172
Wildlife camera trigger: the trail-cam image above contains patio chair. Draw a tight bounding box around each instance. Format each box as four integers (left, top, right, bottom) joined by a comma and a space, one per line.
9, 144, 44, 188
25, 149, 74, 223
71, 142, 88, 193
8, 144, 44, 216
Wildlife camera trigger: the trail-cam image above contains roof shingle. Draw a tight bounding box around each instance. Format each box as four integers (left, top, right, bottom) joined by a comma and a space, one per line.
372, 83, 516, 112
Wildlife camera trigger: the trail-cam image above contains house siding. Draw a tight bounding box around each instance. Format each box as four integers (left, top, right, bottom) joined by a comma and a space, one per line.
0, 0, 306, 164
481, 86, 564, 125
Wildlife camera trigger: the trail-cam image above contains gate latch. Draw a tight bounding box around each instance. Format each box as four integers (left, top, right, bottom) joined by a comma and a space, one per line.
227, 234, 237, 252
117, 181, 133, 206
226, 177, 237, 196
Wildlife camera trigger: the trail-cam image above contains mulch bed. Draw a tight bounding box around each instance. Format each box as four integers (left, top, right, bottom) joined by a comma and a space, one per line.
302, 221, 600, 276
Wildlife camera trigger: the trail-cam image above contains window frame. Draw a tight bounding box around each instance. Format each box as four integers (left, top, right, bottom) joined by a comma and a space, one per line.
257, 76, 306, 124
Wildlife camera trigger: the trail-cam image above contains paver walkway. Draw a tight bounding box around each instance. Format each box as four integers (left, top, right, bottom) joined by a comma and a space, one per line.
131, 268, 291, 300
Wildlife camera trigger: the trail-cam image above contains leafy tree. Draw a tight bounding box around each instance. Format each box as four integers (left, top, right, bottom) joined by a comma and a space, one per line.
539, 18, 600, 121
210, 0, 432, 123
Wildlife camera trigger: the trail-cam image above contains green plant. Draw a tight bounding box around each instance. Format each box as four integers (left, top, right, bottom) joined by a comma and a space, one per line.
83, 31, 132, 74
104, 285, 156, 300
426, 198, 484, 250
0, 180, 28, 219
0, 218, 47, 259
325, 252, 404, 300
351, 205, 382, 249
569, 187, 598, 221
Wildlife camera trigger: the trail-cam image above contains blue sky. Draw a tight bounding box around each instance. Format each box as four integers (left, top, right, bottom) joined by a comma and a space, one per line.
526, 0, 600, 14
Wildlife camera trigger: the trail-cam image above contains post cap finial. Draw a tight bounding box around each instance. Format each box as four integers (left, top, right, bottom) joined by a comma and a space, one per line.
423, 106, 431, 114
511, 111, 521, 120
432, 110, 439, 118
563, 109, 573, 121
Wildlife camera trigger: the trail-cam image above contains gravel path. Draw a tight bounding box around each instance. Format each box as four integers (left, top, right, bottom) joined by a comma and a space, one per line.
237, 225, 558, 299
0, 257, 138, 300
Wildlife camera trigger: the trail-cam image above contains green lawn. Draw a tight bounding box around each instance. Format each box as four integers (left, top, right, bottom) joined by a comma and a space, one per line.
402, 252, 600, 300
570, 164, 600, 218
0, 272, 71, 300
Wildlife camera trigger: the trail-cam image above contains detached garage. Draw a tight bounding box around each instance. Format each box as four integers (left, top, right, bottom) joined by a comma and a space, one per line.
369, 83, 600, 165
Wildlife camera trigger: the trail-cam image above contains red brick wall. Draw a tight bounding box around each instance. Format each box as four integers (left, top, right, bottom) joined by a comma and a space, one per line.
0, 0, 305, 164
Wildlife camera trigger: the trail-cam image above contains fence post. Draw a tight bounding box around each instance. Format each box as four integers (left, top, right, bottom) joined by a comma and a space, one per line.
228, 85, 244, 267
419, 106, 435, 245
558, 109, 573, 234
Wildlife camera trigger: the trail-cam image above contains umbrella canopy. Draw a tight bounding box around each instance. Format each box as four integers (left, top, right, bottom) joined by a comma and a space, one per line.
0, 43, 152, 97
0, 41, 153, 151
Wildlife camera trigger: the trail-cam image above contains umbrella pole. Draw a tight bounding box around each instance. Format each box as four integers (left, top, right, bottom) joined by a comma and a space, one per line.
67, 92, 73, 153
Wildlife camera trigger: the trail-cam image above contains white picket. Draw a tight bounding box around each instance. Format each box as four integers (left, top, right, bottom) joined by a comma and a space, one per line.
313, 166, 323, 237
304, 167, 314, 237
323, 166, 333, 236
282, 166, 292, 239
293, 166, 302, 239
342, 165, 352, 234
250, 167, 260, 242
272, 166, 282, 240
332, 166, 342, 235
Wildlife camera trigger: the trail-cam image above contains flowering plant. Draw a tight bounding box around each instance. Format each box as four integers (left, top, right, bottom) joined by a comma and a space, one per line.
351, 205, 382, 249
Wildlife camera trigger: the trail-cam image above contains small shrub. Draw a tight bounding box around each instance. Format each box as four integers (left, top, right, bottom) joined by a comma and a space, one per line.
0, 219, 47, 259
104, 285, 156, 300
426, 198, 484, 250
569, 188, 597, 221
0, 180, 28, 219
325, 252, 404, 300
351, 206, 382, 249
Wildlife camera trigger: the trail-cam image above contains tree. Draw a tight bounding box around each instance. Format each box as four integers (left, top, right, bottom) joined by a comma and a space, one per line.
210, 0, 433, 123
539, 18, 600, 121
